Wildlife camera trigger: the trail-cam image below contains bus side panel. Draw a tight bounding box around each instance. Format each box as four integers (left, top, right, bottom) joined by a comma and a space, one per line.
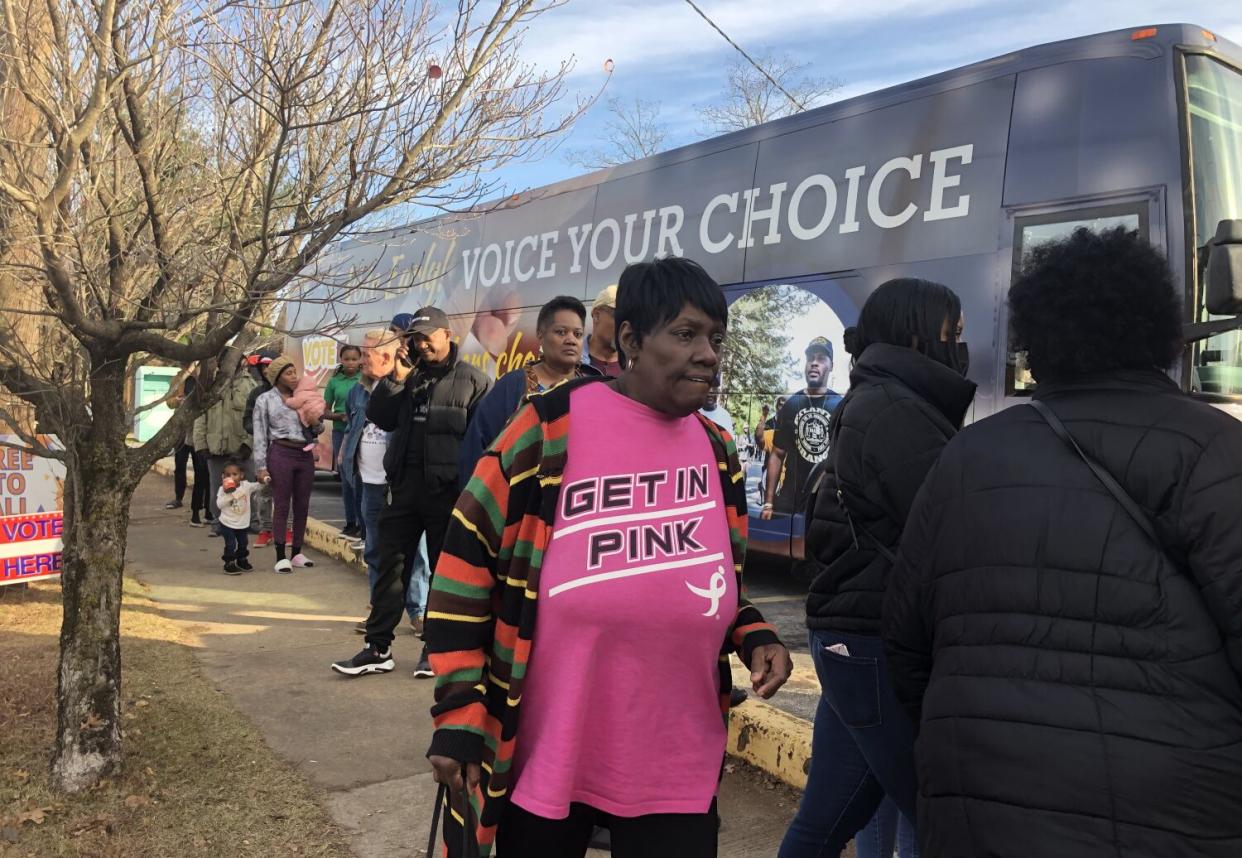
744, 75, 1015, 284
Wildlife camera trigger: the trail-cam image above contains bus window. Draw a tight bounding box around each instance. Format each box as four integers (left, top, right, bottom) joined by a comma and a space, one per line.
1006, 207, 1145, 395
1187, 54, 1242, 397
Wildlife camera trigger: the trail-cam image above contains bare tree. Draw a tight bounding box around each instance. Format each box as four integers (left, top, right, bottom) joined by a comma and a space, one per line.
0, 0, 581, 792
698, 51, 841, 134
564, 95, 668, 170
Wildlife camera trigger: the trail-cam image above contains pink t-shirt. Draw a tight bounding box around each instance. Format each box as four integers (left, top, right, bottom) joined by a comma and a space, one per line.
510, 382, 738, 819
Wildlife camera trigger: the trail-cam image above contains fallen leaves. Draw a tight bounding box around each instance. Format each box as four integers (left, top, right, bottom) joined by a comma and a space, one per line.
123, 794, 149, 809
15, 805, 51, 825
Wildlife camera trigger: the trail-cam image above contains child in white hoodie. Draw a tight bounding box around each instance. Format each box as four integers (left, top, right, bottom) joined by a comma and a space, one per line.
216, 461, 265, 575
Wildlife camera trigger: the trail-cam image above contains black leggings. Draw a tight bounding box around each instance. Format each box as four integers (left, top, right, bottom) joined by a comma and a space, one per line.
497, 798, 718, 858
174, 444, 210, 513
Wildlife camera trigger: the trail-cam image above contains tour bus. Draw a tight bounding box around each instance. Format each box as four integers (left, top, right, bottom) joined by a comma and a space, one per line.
287, 23, 1242, 568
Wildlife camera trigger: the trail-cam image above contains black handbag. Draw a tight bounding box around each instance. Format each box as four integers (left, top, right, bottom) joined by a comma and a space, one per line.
426, 781, 478, 858
1028, 400, 1164, 547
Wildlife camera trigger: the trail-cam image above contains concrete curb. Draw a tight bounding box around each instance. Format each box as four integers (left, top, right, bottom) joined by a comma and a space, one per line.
148, 459, 813, 790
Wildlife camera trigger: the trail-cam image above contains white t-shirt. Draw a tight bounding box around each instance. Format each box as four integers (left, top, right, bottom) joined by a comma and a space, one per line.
699, 404, 734, 438
357, 421, 389, 485
216, 481, 262, 530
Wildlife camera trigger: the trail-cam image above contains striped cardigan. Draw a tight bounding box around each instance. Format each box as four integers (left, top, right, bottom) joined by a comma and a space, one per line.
425, 376, 782, 855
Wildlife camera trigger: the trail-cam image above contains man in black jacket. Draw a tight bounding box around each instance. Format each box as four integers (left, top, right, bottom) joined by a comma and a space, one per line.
333, 307, 491, 679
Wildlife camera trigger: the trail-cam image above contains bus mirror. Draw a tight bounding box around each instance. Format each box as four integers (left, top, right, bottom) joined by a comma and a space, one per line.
1206, 219, 1242, 316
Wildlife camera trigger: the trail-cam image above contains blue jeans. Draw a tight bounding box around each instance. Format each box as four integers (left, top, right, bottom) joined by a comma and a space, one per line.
779, 630, 920, 858
856, 797, 918, 858
360, 482, 427, 621
335, 428, 360, 527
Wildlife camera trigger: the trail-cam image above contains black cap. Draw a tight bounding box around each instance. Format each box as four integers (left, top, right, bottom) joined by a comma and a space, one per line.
406, 307, 450, 336
805, 336, 833, 360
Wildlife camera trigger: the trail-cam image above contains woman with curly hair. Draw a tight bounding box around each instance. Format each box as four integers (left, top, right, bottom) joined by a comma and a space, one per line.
883, 227, 1242, 857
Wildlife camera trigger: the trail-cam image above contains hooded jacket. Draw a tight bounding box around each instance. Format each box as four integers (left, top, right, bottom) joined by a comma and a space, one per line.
884, 370, 1242, 857
803, 344, 975, 634
366, 343, 491, 493
193, 373, 258, 457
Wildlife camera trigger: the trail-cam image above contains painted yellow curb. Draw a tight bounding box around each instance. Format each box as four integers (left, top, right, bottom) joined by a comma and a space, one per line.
150, 459, 813, 787
728, 698, 813, 790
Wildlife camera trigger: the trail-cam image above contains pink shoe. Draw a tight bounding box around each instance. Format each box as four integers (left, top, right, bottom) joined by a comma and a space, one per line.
291, 553, 314, 568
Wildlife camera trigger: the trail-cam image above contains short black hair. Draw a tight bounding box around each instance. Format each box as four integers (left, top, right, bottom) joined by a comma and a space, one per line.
846, 278, 962, 361
224, 459, 247, 472
1009, 227, 1182, 383
537, 295, 586, 333
615, 257, 727, 359
339, 344, 361, 358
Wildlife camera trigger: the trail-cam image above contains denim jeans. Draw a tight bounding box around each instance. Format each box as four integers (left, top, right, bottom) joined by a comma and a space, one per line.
778, 630, 920, 858
360, 482, 427, 622
856, 797, 918, 858
220, 526, 250, 564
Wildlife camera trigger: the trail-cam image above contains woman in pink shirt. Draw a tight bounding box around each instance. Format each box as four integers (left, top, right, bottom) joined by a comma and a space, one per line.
425, 258, 793, 857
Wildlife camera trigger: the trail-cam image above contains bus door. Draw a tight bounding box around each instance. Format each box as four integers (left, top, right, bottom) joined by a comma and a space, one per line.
997, 193, 1166, 403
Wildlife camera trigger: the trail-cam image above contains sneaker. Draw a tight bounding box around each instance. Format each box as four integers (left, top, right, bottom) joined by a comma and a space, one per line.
274, 559, 293, 574
348, 539, 365, 552
165, 500, 183, 510
290, 553, 314, 568
341, 524, 361, 538
729, 687, 748, 708
223, 561, 242, 575
331, 645, 394, 676
189, 513, 204, 527
286, 530, 294, 543
208, 526, 221, 538
204, 512, 216, 524
236, 558, 253, 572
255, 530, 273, 547
412, 645, 434, 679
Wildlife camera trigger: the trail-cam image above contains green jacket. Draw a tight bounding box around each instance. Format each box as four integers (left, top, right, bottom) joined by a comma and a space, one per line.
322, 367, 361, 427
193, 374, 258, 457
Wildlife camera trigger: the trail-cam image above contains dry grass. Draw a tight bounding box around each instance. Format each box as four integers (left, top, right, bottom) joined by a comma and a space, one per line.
0, 580, 353, 857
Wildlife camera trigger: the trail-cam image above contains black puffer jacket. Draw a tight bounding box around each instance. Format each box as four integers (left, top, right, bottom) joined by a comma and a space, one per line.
884, 370, 1242, 858
368, 343, 492, 493
804, 344, 975, 634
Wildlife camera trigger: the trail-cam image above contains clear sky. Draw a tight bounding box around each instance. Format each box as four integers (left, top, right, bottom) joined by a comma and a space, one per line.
481, 1, 1242, 195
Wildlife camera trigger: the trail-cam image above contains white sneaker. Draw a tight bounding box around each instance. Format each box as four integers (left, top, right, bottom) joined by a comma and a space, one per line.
274, 559, 293, 574
348, 539, 365, 551
291, 553, 314, 568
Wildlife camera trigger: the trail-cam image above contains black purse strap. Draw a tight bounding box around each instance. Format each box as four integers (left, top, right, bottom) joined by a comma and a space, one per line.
834, 469, 899, 564
425, 780, 478, 858
1028, 400, 1161, 548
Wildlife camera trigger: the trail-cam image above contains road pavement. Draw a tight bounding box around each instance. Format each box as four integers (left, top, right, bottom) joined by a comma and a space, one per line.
132, 473, 808, 857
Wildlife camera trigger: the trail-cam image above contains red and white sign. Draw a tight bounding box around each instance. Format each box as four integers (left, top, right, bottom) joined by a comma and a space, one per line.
0, 511, 63, 586
0, 436, 65, 586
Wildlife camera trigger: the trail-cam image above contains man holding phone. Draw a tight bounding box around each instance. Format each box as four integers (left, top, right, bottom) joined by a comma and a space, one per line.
332, 307, 492, 679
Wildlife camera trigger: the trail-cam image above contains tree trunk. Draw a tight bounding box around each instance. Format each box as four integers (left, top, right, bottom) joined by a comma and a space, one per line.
50, 357, 137, 792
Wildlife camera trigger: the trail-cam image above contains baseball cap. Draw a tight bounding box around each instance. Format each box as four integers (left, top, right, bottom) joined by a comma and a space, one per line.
805, 336, 834, 360
594, 284, 618, 310
406, 307, 450, 336
390, 312, 415, 333
246, 348, 278, 367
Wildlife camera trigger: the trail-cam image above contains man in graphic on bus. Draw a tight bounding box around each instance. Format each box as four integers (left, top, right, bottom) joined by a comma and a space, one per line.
761, 337, 843, 519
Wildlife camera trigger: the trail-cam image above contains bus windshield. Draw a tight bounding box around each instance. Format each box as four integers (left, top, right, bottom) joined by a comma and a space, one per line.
1188, 54, 1242, 396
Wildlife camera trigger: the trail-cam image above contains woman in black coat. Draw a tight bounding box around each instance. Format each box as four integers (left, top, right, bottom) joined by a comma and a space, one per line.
780, 278, 976, 858
884, 227, 1242, 857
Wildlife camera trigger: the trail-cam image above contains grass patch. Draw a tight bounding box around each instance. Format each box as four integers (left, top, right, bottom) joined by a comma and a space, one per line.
0, 580, 353, 857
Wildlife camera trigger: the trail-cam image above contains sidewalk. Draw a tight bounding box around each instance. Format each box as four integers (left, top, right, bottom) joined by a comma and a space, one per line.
130, 473, 803, 856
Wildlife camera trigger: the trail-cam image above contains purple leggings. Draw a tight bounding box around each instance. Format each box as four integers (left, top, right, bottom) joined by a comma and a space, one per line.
267, 443, 315, 550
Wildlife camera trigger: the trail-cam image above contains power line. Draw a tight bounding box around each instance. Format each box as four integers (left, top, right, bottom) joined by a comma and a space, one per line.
681, 0, 808, 113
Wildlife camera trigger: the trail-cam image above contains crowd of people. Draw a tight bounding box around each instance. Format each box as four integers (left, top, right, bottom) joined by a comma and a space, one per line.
164, 226, 1242, 857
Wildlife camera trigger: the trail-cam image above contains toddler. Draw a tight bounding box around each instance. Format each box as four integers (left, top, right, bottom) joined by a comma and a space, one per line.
285, 372, 327, 451
216, 461, 264, 574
